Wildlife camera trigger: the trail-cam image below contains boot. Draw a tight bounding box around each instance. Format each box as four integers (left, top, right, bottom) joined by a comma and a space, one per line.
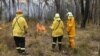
58, 44, 62, 51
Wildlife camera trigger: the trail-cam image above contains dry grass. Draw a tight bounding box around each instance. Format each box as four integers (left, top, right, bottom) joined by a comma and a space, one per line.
0, 21, 100, 56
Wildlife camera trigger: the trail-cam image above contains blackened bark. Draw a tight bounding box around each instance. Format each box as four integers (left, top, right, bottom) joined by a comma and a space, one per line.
80, 0, 84, 16
81, 0, 90, 28
27, 0, 30, 21
0, 1, 2, 20
55, 0, 60, 13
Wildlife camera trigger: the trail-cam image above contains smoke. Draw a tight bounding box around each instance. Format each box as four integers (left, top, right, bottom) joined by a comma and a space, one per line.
0, 0, 77, 22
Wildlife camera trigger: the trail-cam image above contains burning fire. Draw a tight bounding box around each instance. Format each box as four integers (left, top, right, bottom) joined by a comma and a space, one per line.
36, 23, 47, 33
0, 27, 2, 30
0, 24, 5, 30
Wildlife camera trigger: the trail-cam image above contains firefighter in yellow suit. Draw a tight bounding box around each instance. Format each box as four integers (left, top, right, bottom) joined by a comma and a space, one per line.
12, 10, 28, 54
66, 12, 76, 48
50, 13, 64, 51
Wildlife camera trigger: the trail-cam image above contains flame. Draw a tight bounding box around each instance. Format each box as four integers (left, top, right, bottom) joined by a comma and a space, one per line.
0, 24, 5, 30
36, 23, 47, 33
0, 27, 2, 30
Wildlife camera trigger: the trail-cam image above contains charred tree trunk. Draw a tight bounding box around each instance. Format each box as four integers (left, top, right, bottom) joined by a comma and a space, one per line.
99, 0, 100, 26
9, 0, 11, 21
74, 0, 81, 24
0, 1, 2, 20
81, 0, 90, 28
80, 0, 84, 16
55, 0, 60, 13
27, 0, 30, 20
55, 0, 64, 19
12, 0, 16, 16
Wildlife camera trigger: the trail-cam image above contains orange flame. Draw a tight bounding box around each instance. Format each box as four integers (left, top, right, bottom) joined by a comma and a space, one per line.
36, 23, 47, 33
0, 24, 5, 30
0, 27, 2, 30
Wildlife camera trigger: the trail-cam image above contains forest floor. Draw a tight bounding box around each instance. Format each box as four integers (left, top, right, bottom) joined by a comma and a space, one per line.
0, 21, 100, 56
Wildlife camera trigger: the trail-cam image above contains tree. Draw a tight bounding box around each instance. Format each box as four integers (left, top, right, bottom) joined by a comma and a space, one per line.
81, 0, 90, 28
54, 0, 64, 19
55, 0, 60, 13
0, 2, 2, 20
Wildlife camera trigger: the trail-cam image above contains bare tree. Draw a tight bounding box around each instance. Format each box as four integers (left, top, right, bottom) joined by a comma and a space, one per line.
0, 1, 2, 20
12, 0, 16, 14
81, 0, 90, 28
55, 0, 60, 13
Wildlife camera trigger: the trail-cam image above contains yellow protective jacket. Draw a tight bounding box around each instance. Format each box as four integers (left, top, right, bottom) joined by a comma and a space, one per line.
12, 14, 28, 37
66, 16, 76, 37
51, 18, 64, 37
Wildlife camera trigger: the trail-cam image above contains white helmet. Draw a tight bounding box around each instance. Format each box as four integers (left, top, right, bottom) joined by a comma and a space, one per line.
54, 13, 61, 20
67, 12, 73, 16
55, 13, 60, 17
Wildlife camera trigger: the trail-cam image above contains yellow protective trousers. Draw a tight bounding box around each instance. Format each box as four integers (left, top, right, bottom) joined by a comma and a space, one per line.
69, 37, 75, 48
